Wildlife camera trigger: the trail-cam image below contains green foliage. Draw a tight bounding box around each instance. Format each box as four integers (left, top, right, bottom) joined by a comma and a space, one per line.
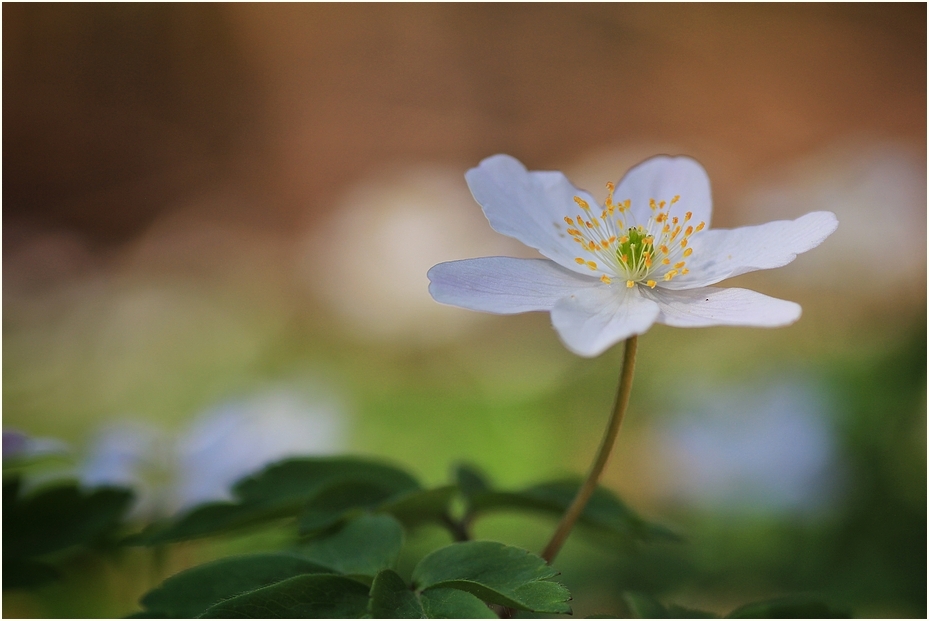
3, 477, 134, 590
132, 457, 421, 545
298, 514, 404, 576
198, 573, 372, 618
412, 541, 572, 614
369, 569, 497, 619
726, 597, 851, 619
138, 554, 333, 618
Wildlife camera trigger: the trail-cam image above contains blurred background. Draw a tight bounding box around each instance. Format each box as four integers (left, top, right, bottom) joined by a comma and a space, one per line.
3, 4, 925, 618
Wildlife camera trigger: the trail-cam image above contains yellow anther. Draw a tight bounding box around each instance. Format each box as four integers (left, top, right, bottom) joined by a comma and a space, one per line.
575, 257, 586, 265
662, 258, 671, 265
588, 241, 597, 251
672, 216, 679, 225
646, 280, 657, 288
683, 247, 693, 257
681, 268, 690, 275
663, 224, 671, 233
656, 213, 667, 223
606, 181, 615, 192
695, 222, 705, 232
674, 261, 686, 269
684, 211, 692, 221
585, 221, 593, 228
574, 196, 590, 210
564, 216, 574, 225
607, 236, 617, 244
659, 245, 669, 254
619, 236, 629, 244
659, 200, 666, 209
644, 236, 654, 245
567, 228, 581, 236
586, 261, 598, 270
620, 254, 629, 264
664, 270, 678, 281
600, 274, 612, 284
671, 195, 681, 204
626, 280, 635, 288
680, 238, 688, 248
649, 198, 657, 211
685, 226, 693, 236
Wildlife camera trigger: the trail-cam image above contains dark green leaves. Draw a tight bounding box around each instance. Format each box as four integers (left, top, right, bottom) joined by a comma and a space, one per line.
368, 570, 497, 619
134, 457, 421, 545
139, 554, 333, 618
299, 514, 404, 576
469, 479, 679, 545
199, 574, 372, 619
412, 541, 572, 614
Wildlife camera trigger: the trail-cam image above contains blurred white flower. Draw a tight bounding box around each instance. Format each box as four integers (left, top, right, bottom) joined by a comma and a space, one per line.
300, 165, 523, 345
657, 379, 841, 514
3, 429, 69, 462
429, 154, 837, 357
174, 389, 345, 509
76, 387, 346, 517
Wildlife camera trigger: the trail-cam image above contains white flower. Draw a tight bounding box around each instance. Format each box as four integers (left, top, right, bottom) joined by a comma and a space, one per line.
427, 155, 838, 357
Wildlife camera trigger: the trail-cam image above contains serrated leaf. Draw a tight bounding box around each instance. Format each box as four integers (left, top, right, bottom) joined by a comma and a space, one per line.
471, 480, 679, 544
380, 486, 458, 529
411, 541, 571, 614
420, 587, 496, 619
199, 573, 370, 618
4, 483, 133, 558
138, 553, 332, 617
726, 597, 850, 619
369, 569, 425, 618
299, 514, 404, 576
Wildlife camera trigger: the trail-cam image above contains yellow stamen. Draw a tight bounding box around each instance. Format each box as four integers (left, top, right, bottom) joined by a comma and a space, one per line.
626, 280, 635, 288
586, 261, 598, 270
574, 196, 590, 210
646, 280, 657, 288
575, 257, 586, 265
683, 247, 693, 257
600, 274, 612, 284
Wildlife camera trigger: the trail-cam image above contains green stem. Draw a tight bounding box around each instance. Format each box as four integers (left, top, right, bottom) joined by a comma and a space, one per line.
540, 335, 638, 564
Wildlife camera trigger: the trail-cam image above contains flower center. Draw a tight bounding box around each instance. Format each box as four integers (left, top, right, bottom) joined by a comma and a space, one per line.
564, 182, 705, 288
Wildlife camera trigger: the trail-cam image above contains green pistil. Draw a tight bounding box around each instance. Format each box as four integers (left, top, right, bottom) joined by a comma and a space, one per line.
617, 227, 653, 276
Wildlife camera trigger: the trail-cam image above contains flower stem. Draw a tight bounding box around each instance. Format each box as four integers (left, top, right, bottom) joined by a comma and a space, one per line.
540, 335, 638, 564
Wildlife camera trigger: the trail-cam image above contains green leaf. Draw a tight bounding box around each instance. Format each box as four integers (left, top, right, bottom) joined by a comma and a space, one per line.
368, 570, 496, 619
420, 587, 496, 619
299, 514, 404, 576
199, 573, 371, 618
2, 557, 60, 589
299, 480, 403, 534
134, 457, 421, 545
369, 569, 425, 618
453, 464, 490, 501
235, 457, 420, 507
623, 592, 716, 618
471, 480, 679, 544
380, 486, 458, 529
138, 553, 332, 618
726, 597, 851, 619
411, 541, 571, 614
4, 483, 133, 558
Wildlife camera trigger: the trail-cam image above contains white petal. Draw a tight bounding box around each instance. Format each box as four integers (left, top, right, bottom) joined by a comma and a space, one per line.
664, 211, 838, 289
614, 156, 712, 228
643, 286, 801, 328
428, 257, 599, 314
550, 285, 660, 357
465, 155, 600, 274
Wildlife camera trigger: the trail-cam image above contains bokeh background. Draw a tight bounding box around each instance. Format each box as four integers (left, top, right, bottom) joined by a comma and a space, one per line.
3, 4, 925, 618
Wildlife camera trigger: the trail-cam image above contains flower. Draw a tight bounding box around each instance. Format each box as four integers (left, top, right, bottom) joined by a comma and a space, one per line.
427, 155, 838, 357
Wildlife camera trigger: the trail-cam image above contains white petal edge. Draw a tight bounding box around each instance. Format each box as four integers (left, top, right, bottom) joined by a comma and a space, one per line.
663, 211, 839, 290
427, 257, 599, 314
614, 155, 713, 229
465, 155, 601, 275
551, 285, 660, 357
642, 286, 801, 328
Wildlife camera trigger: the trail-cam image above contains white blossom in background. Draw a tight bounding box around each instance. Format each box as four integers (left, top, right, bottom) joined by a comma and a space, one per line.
3, 429, 69, 462
657, 379, 842, 514
300, 165, 524, 345
173, 389, 345, 510
76, 387, 346, 516
428, 155, 838, 357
